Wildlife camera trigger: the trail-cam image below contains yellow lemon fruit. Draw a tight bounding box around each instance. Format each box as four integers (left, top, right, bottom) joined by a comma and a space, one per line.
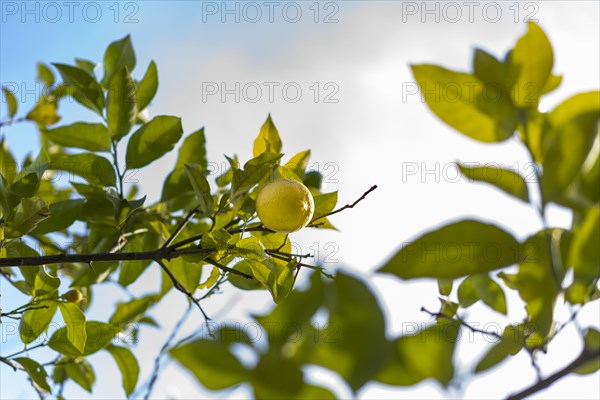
256, 178, 315, 233
61, 289, 83, 303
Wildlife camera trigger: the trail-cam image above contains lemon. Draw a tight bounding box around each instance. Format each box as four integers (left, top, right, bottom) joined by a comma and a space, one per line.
256, 178, 315, 233
61, 289, 83, 303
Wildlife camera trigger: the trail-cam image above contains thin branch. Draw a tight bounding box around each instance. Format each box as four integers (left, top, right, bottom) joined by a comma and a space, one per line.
161, 207, 199, 250
143, 305, 192, 400
421, 307, 502, 340
0, 117, 26, 128
506, 349, 600, 400
204, 258, 252, 279
5, 343, 47, 359
0, 356, 20, 371
309, 185, 378, 226
155, 259, 209, 322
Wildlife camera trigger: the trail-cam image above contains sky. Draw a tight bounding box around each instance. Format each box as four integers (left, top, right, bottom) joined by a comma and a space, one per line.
1, 1, 599, 399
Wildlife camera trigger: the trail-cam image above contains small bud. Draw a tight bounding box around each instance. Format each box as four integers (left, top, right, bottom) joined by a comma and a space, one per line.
61, 289, 83, 303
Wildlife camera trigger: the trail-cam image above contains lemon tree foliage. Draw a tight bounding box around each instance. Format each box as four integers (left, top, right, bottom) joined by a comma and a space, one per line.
0, 23, 598, 400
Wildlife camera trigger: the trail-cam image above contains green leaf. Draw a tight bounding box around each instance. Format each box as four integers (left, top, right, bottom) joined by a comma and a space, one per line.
107, 66, 138, 141
306, 273, 387, 392
569, 205, 599, 291
30, 199, 85, 234
252, 352, 303, 399
19, 300, 58, 344
75, 58, 97, 77
109, 295, 158, 326
458, 273, 507, 314
542, 91, 599, 202
2, 86, 18, 118
5, 197, 49, 238
106, 346, 139, 396
411, 64, 517, 143
48, 321, 118, 356
137, 61, 158, 111
42, 122, 111, 152
101, 35, 136, 87
25, 97, 60, 126
37, 63, 55, 85
458, 163, 529, 202
198, 266, 221, 289
475, 325, 526, 373
58, 302, 87, 354
10, 150, 49, 199
164, 257, 203, 294
52, 153, 116, 187
234, 236, 267, 261
253, 114, 282, 157
231, 152, 284, 200
118, 232, 159, 287
184, 164, 213, 215
507, 22, 554, 107
14, 358, 51, 392
376, 320, 460, 387
285, 150, 311, 179
33, 268, 60, 297
438, 279, 453, 296
53, 63, 104, 115
293, 384, 336, 400
64, 358, 95, 392
312, 191, 337, 221
170, 339, 249, 390
126, 115, 183, 169
378, 220, 519, 279
229, 260, 265, 290
514, 231, 560, 346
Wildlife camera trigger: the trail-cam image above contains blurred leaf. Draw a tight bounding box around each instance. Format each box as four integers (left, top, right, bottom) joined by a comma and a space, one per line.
107, 66, 138, 141
31, 199, 85, 234
515, 231, 559, 346
306, 273, 387, 392
542, 91, 599, 202
25, 97, 60, 125
52, 153, 116, 187
19, 300, 58, 344
64, 358, 95, 392
569, 205, 599, 295
458, 273, 507, 314
253, 114, 282, 157
378, 220, 519, 279
198, 266, 221, 289
10, 150, 49, 199
5, 197, 49, 238
109, 295, 158, 326
438, 279, 453, 296
475, 325, 526, 373
126, 115, 183, 169
37, 63, 55, 85
137, 60, 158, 111
184, 164, 213, 215
458, 163, 529, 202
231, 152, 283, 200
376, 320, 459, 387
303, 170, 323, 190
53, 63, 104, 115
101, 35, 136, 87
411, 64, 517, 142
43, 123, 111, 152
2, 86, 18, 118
507, 22, 553, 107
252, 352, 303, 399
75, 58, 96, 77
170, 339, 249, 390
48, 321, 117, 357
14, 357, 51, 392
58, 302, 87, 353
106, 346, 139, 396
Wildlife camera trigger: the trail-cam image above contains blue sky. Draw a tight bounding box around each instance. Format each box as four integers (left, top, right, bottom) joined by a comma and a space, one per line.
1, 1, 599, 399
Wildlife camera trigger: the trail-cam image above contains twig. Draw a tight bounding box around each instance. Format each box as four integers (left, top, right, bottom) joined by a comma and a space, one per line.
506, 349, 600, 400
154, 259, 209, 322
205, 258, 252, 279
5, 343, 47, 359
0, 356, 20, 371
309, 185, 378, 226
421, 307, 501, 340
161, 207, 199, 250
